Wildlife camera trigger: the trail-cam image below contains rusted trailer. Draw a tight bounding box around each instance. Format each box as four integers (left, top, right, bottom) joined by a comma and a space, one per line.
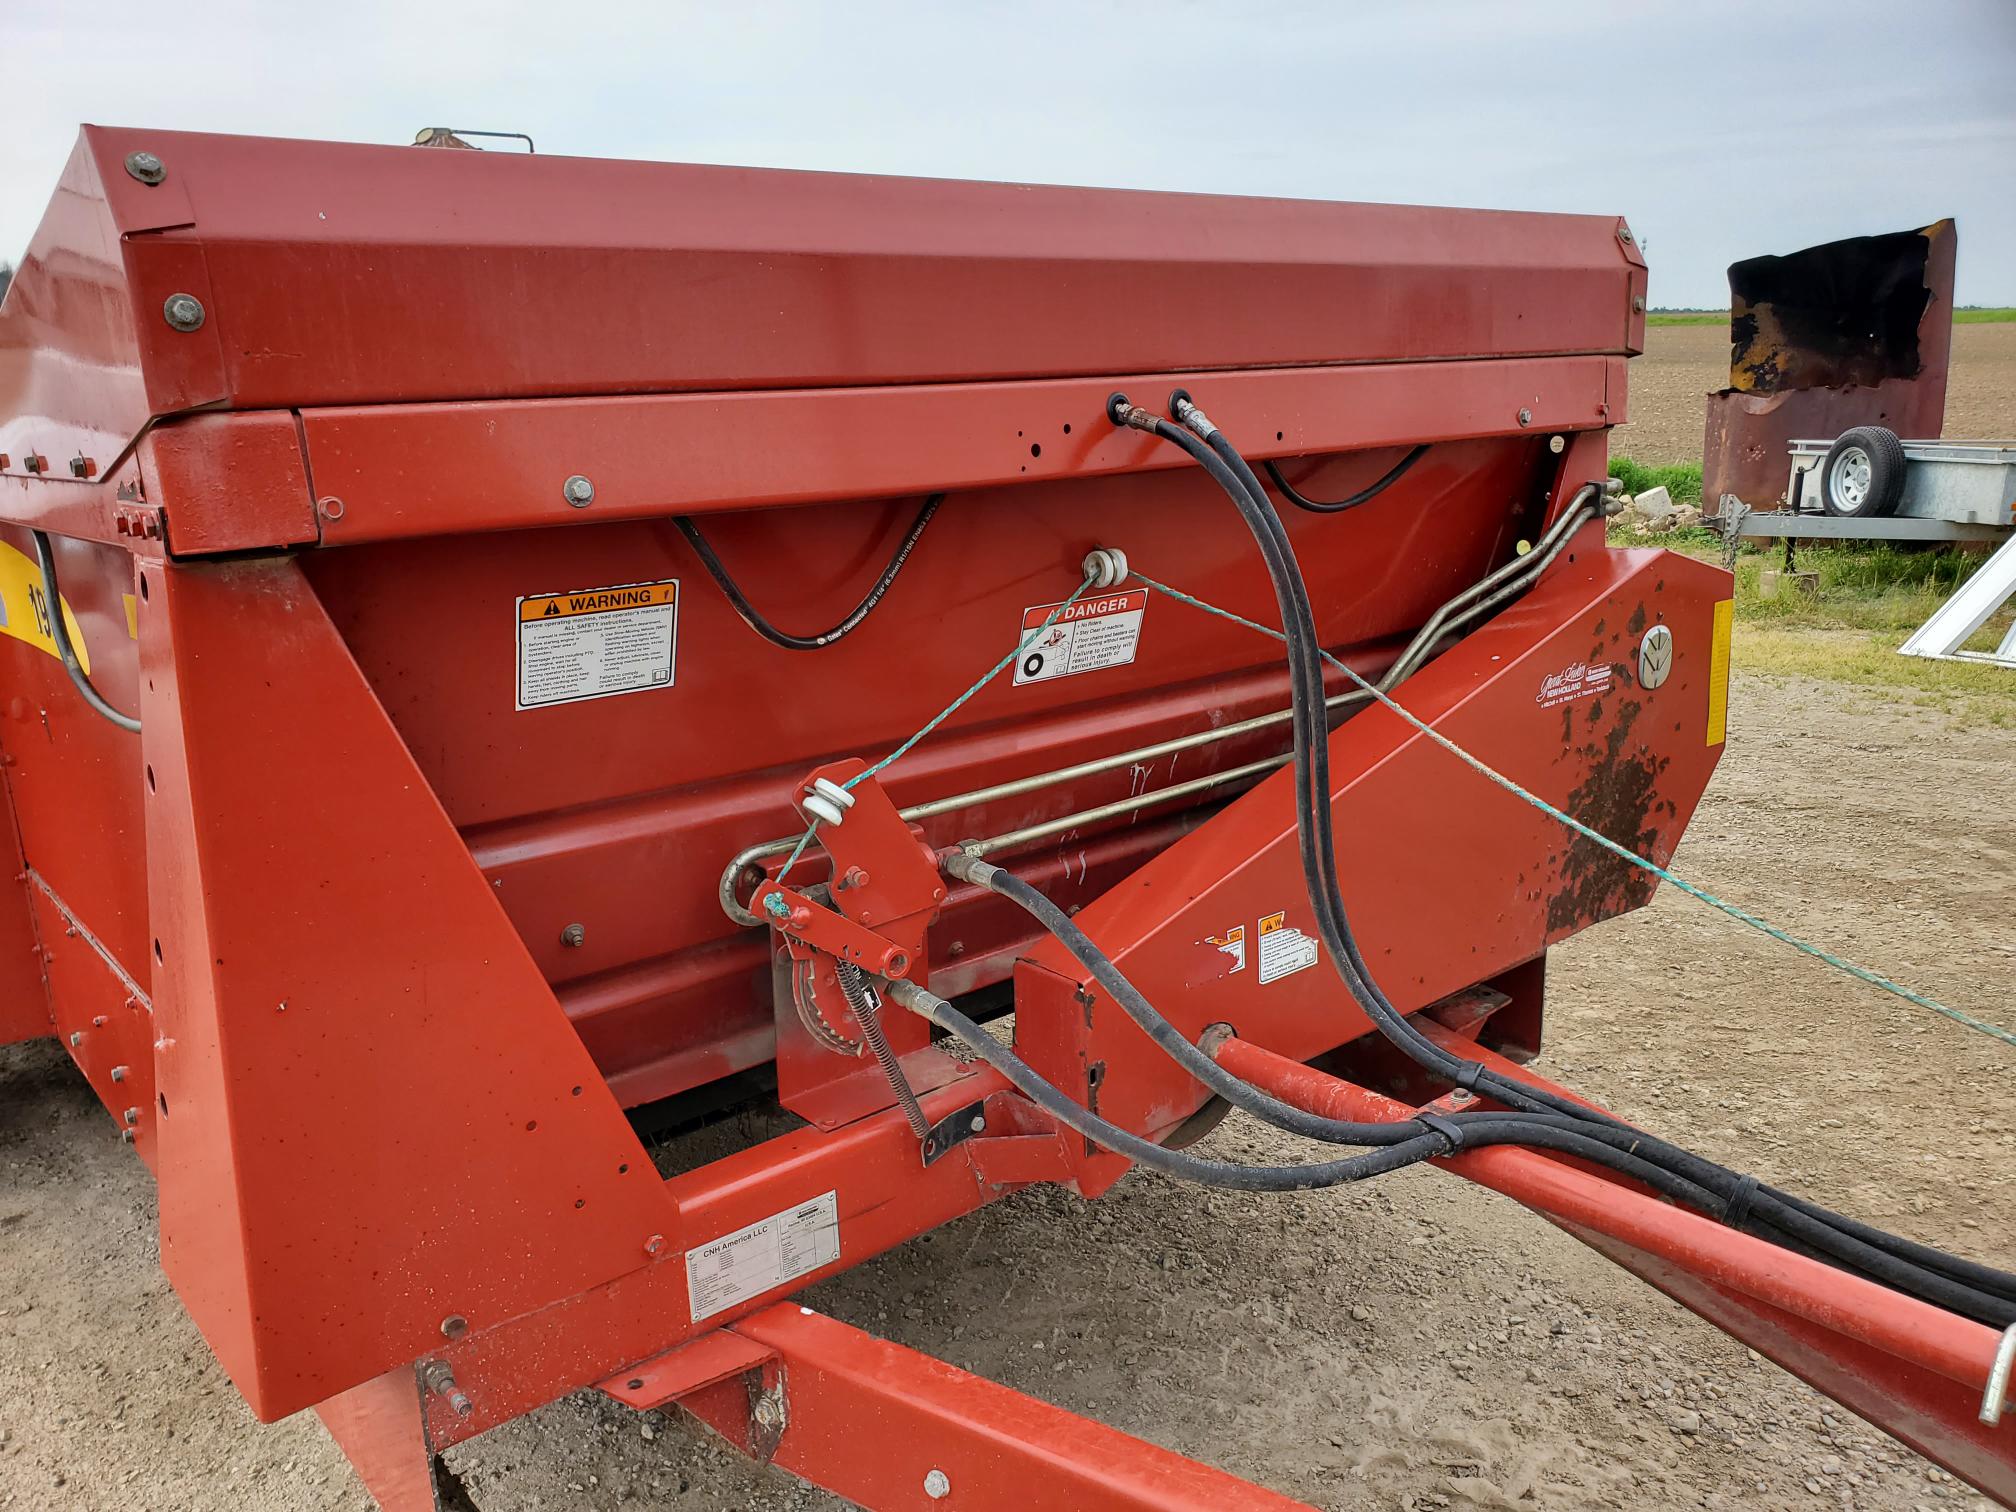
1, 128, 2010, 1509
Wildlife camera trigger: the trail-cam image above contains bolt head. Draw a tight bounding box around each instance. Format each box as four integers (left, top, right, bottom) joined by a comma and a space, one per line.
644, 1233, 666, 1258
1516, 408, 1533, 427
754, 1396, 784, 1429
68, 1031, 83, 1048
163, 294, 206, 333
110, 1064, 128, 1082
1632, 294, 1647, 313
924, 1469, 952, 1499
562, 474, 595, 507
124, 151, 166, 186
560, 922, 586, 948
123, 1107, 140, 1125
969, 1115, 986, 1134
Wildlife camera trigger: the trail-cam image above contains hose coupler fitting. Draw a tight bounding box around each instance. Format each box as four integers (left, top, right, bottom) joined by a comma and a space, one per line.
1167, 388, 1218, 438
941, 850, 999, 888
1106, 391, 1159, 433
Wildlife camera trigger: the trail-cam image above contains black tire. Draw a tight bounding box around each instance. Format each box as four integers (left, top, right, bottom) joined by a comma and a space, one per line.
1818, 426, 1907, 518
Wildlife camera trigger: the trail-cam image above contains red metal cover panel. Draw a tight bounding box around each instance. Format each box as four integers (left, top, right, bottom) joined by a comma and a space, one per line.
3, 124, 1642, 477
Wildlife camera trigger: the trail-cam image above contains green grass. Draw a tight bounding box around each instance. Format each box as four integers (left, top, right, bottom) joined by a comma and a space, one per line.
1609, 455, 1703, 504
1602, 526, 2016, 725
1954, 307, 2016, 323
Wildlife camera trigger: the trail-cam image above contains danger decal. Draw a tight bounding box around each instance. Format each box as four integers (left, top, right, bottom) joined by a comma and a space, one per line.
515, 579, 679, 710
1013, 589, 1147, 686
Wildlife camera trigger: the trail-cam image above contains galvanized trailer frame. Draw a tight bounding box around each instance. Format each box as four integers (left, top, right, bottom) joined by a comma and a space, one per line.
2, 128, 2011, 1509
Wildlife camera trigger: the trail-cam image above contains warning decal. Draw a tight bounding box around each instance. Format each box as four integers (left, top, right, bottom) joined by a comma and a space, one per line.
515, 579, 678, 711
685, 1189, 840, 1323
1257, 910, 1319, 985
1208, 924, 1247, 974
1013, 588, 1147, 686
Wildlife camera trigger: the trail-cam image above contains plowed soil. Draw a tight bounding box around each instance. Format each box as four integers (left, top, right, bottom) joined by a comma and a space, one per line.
1612, 322, 2016, 465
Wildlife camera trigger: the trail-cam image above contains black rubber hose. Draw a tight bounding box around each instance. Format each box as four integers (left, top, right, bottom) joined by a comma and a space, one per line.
674, 494, 943, 651
1147, 399, 2016, 1323
1265, 446, 1427, 514
885, 980, 1726, 1205
29, 531, 139, 734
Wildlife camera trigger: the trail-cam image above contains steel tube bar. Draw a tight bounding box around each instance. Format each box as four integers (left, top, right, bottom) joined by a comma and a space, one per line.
678, 1304, 1317, 1512
1215, 1036, 2004, 1392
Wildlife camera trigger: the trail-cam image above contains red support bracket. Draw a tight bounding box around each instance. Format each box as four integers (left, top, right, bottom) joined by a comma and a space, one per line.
604, 1304, 1314, 1510
752, 880, 917, 979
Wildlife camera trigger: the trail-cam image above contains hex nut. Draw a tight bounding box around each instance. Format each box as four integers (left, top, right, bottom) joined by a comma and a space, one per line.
1516, 408, 1534, 428
125, 151, 166, 186
562, 474, 595, 508
163, 294, 206, 333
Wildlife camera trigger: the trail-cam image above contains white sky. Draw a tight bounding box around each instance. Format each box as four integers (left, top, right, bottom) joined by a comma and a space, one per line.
3, 0, 2013, 308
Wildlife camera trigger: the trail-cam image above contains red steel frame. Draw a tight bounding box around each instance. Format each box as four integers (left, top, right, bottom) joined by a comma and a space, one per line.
2, 127, 2009, 1509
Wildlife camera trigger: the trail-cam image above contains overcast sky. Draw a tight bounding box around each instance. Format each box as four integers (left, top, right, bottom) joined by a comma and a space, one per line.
3, 0, 2013, 308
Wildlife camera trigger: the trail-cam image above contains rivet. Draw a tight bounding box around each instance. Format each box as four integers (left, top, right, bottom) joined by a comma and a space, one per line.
1548, 434, 1566, 455
969, 1115, 986, 1133
924, 1469, 951, 1499
124, 151, 166, 186
562, 474, 595, 508
163, 294, 206, 333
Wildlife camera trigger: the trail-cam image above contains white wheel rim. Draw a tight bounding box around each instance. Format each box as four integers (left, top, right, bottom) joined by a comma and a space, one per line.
1830, 446, 1872, 510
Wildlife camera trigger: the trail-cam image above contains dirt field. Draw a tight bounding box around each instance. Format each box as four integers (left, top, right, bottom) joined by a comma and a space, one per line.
2, 660, 2011, 1512
1612, 321, 2016, 465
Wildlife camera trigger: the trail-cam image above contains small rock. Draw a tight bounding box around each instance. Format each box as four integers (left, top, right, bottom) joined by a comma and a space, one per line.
1349, 1305, 1371, 1322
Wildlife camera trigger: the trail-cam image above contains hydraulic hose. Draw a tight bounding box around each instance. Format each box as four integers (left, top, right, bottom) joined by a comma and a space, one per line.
1264, 445, 1427, 514
29, 531, 139, 734
1118, 392, 2016, 1326
885, 979, 1724, 1204
675, 493, 943, 651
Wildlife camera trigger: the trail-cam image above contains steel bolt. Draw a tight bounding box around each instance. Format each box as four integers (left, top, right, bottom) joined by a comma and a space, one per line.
110, 1064, 129, 1082
1516, 408, 1533, 428
69, 456, 95, 478
562, 474, 595, 508
753, 1395, 786, 1431
1449, 1087, 1475, 1105
124, 151, 166, 186
123, 1107, 140, 1125
1548, 434, 1566, 455
969, 1114, 986, 1134
23, 454, 45, 475
644, 1233, 666, 1258
162, 294, 206, 333
1632, 294, 1647, 313
68, 1031, 83, 1048
924, 1469, 951, 1500
560, 922, 586, 948
120, 1129, 136, 1145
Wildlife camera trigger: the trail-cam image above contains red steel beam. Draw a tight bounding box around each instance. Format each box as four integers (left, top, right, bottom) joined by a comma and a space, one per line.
650, 1304, 1315, 1512
1216, 1033, 2016, 1504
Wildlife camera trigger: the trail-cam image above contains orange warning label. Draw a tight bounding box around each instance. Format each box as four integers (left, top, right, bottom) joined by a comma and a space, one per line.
519, 582, 678, 622
1259, 911, 1287, 935
515, 578, 679, 710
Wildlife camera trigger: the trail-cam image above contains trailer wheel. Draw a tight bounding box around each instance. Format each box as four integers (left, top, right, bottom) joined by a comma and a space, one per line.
1818, 426, 1906, 517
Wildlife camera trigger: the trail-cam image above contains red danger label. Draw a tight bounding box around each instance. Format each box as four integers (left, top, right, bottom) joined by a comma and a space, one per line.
1014, 589, 1148, 686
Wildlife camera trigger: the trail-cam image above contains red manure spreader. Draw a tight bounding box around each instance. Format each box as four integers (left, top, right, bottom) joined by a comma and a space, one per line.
2, 128, 2011, 1508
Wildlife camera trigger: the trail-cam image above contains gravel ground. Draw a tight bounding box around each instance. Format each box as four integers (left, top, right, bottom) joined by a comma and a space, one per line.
2, 660, 2012, 1512
1612, 322, 2016, 465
